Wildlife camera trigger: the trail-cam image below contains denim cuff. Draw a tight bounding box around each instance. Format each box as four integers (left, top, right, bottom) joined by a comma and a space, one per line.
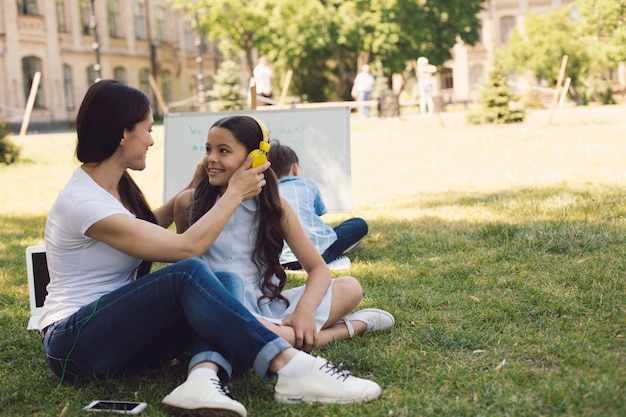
252, 337, 292, 381
189, 351, 233, 383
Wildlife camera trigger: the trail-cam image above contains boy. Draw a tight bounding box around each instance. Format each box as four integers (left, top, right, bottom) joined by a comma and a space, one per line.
268, 141, 368, 270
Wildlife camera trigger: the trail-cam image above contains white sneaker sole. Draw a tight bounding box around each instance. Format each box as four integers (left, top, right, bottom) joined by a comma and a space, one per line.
274, 387, 381, 404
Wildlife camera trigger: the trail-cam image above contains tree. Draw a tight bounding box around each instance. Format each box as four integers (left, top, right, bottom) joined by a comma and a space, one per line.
262, 0, 336, 102
170, 0, 271, 80
269, 0, 483, 101
576, 0, 626, 62
170, 0, 483, 102
466, 60, 525, 125
210, 59, 246, 112
500, 3, 620, 105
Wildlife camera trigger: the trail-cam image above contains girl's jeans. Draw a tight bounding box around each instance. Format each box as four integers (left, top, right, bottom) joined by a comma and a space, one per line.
42, 258, 290, 383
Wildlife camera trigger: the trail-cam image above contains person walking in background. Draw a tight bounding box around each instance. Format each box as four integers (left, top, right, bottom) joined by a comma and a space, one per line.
352, 64, 376, 117
253, 56, 274, 105
416, 56, 437, 116
268, 140, 368, 272
174, 115, 394, 353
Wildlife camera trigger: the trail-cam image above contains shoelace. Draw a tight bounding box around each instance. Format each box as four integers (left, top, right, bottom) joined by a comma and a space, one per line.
210, 378, 233, 398
319, 361, 352, 382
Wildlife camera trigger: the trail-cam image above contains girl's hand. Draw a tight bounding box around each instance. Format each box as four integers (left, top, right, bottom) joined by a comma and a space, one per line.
282, 311, 318, 352
226, 157, 270, 201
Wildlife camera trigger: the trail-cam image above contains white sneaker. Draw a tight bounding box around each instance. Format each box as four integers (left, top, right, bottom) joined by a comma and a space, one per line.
274, 356, 381, 404
162, 377, 247, 417
342, 308, 395, 337
328, 256, 351, 271
285, 256, 351, 275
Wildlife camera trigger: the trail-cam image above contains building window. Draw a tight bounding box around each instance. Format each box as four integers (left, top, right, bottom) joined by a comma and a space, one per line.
161, 70, 172, 102
155, 6, 167, 43
56, 0, 68, 32
139, 68, 150, 95
107, 0, 122, 38
22, 57, 44, 107
80, 0, 93, 35
63, 65, 75, 110
87, 66, 97, 86
500, 15, 516, 44
133, 1, 146, 40
113, 67, 127, 84
17, 0, 38, 15
184, 21, 194, 52
440, 68, 453, 90
469, 64, 484, 90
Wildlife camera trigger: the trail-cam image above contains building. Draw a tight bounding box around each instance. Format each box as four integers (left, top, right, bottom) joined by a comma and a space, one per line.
2, 0, 622, 129
0, 0, 221, 131
441, 0, 577, 105
443, 0, 626, 106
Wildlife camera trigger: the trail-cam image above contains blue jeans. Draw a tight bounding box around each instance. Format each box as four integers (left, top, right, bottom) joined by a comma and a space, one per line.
42, 258, 290, 383
322, 217, 368, 263
358, 91, 372, 117
282, 218, 368, 270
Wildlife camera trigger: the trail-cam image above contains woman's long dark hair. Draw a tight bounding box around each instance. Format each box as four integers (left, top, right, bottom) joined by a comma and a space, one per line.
76, 80, 156, 277
188, 115, 288, 306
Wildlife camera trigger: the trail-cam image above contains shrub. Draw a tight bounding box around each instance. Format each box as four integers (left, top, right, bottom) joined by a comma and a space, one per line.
0, 121, 20, 164
210, 59, 245, 112
467, 60, 526, 124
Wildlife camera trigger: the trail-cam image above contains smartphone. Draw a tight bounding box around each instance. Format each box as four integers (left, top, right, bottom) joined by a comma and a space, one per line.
83, 400, 147, 414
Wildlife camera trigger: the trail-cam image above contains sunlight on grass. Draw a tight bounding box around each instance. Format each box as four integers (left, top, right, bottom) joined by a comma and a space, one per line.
1, 106, 625, 416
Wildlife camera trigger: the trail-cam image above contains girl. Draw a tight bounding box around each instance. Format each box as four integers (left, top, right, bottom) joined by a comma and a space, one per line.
174, 115, 394, 352
41, 81, 382, 417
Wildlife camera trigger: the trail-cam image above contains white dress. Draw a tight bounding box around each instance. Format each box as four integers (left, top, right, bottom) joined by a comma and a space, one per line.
200, 197, 334, 332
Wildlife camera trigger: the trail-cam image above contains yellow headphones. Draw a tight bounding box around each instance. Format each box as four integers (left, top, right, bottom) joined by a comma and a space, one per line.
247, 115, 271, 168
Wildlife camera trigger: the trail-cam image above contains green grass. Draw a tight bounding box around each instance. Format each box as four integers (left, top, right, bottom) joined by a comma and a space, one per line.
1, 106, 625, 416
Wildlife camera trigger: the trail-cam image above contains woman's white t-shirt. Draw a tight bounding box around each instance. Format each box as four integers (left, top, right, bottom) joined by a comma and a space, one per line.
40, 167, 141, 331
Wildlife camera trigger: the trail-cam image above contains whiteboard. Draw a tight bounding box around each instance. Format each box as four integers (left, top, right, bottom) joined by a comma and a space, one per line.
164, 107, 352, 212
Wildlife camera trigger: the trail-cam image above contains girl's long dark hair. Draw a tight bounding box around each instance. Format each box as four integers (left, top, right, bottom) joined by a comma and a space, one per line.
76, 80, 156, 277
188, 115, 288, 306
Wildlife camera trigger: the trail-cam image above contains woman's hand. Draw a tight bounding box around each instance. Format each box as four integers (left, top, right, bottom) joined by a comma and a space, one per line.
226, 157, 270, 201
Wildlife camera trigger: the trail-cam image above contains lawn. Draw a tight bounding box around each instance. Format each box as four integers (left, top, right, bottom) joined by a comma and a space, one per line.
1, 105, 625, 416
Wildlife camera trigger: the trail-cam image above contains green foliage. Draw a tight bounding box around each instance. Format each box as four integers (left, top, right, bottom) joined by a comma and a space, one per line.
500, 3, 622, 105
576, 0, 626, 62
170, 0, 271, 80
467, 61, 525, 124
0, 121, 20, 164
172, 0, 483, 102
210, 59, 245, 112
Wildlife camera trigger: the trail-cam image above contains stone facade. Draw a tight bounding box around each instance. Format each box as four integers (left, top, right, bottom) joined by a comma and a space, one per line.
2, 0, 618, 128
0, 0, 222, 130
442, 0, 577, 105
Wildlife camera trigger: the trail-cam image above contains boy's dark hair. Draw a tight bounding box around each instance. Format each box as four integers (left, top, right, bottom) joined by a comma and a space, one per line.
267, 140, 299, 178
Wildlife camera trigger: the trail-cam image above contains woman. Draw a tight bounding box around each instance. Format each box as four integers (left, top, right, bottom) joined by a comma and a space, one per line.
40, 80, 381, 417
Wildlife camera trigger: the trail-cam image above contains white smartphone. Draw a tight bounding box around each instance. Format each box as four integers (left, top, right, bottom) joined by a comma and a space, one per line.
83, 400, 147, 414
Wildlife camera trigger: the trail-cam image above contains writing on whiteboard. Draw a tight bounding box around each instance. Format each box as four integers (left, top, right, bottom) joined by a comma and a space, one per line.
164, 107, 352, 212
